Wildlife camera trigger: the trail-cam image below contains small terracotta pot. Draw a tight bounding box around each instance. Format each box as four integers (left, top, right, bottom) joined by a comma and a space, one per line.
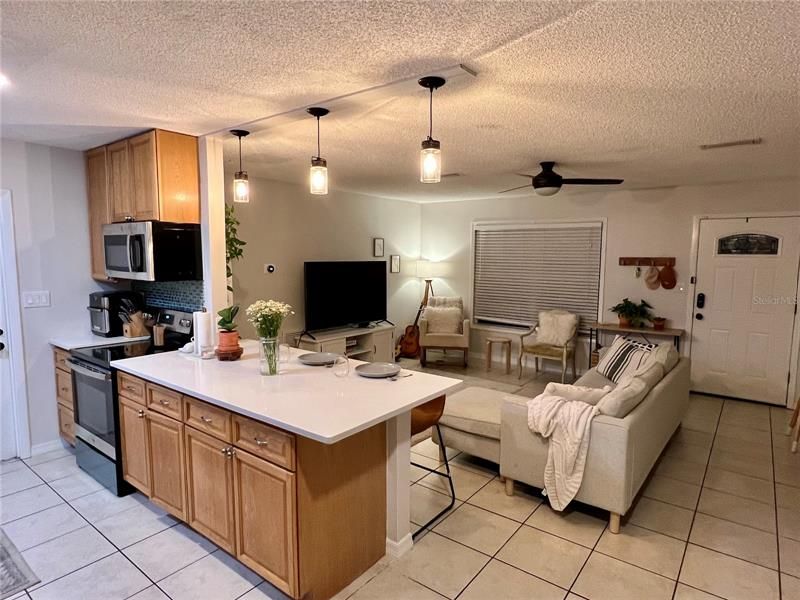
652, 319, 666, 331
618, 316, 632, 328
218, 330, 240, 351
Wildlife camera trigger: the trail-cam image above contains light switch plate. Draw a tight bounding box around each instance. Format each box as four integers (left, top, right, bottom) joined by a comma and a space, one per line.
22, 290, 51, 308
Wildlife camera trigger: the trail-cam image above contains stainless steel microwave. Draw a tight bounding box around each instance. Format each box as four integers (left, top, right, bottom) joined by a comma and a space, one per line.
102, 221, 201, 281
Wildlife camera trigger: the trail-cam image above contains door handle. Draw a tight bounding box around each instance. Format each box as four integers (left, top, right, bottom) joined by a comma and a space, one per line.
696, 293, 706, 309
695, 313, 704, 320
0, 342, 5, 351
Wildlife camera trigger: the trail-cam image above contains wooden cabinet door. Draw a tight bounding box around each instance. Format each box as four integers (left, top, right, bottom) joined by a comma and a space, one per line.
372, 329, 393, 363
129, 131, 159, 221
233, 449, 298, 597
86, 146, 111, 280
108, 140, 131, 222
155, 130, 200, 223
119, 396, 151, 495
57, 404, 75, 446
184, 426, 236, 552
148, 411, 187, 520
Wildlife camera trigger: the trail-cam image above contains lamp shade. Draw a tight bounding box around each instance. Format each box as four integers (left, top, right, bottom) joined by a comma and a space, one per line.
416, 260, 445, 279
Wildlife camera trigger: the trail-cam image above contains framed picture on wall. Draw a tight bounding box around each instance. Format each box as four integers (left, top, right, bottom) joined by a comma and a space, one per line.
373, 238, 384, 257
390, 255, 400, 273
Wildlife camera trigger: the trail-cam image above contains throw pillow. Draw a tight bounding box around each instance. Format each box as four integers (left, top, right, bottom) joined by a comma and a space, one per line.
424, 306, 462, 334
645, 343, 680, 374
597, 360, 665, 417
536, 310, 579, 346
596, 336, 656, 383
544, 382, 613, 406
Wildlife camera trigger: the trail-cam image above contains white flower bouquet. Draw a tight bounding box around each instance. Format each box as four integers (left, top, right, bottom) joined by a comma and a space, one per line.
246, 300, 294, 376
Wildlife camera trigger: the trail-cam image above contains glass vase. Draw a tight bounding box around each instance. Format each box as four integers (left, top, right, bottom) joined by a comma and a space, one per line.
259, 337, 280, 376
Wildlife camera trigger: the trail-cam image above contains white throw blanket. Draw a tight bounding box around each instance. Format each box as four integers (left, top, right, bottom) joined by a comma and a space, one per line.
527, 391, 602, 510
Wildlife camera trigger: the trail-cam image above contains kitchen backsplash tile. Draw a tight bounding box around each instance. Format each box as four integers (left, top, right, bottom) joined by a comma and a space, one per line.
132, 280, 204, 312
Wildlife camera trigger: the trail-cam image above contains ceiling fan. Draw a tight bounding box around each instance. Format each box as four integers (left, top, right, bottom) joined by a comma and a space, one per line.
499, 161, 623, 196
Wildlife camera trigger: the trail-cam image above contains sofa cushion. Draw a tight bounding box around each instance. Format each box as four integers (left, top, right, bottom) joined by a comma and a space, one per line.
544, 382, 614, 405
575, 369, 617, 390
597, 360, 665, 417
537, 310, 579, 346
421, 331, 469, 348
424, 306, 463, 334
596, 336, 656, 383
440, 387, 526, 439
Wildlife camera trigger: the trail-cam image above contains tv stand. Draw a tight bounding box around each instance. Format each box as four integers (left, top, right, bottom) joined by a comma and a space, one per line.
289, 324, 395, 363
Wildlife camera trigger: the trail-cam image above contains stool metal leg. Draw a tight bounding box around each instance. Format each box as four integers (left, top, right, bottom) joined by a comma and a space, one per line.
411, 424, 456, 539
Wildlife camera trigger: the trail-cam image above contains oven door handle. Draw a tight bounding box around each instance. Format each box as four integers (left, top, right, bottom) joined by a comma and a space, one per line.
67, 360, 111, 382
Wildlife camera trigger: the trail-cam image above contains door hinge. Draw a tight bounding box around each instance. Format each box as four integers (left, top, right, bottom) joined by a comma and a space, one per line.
690, 276, 696, 284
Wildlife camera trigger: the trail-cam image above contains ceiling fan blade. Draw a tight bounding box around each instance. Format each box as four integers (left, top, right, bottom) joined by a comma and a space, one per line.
561, 178, 624, 185
514, 173, 536, 179
498, 184, 533, 194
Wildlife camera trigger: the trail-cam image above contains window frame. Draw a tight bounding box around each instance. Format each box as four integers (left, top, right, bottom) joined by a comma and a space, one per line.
468, 218, 608, 333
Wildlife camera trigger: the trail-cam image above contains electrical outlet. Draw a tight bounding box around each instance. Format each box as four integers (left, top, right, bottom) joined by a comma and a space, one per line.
22, 290, 51, 308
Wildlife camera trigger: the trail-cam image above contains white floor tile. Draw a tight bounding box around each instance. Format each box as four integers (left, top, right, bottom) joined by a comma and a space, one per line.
596, 523, 686, 579
70, 488, 148, 523
22, 525, 116, 590
525, 504, 606, 548
28, 552, 150, 600
47, 470, 105, 501
2, 503, 86, 551
467, 478, 540, 523
23, 446, 75, 467
572, 552, 674, 600
458, 559, 564, 600
124, 523, 218, 581
237, 579, 293, 600
1, 484, 63, 524
128, 586, 171, 600
679, 543, 780, 600
0, 467, 43, 497
29, 456, 82, 482
1, 459, 28, 475
159, 550, 263, 600
433, 503, 519, 555
94, 501, 178, 548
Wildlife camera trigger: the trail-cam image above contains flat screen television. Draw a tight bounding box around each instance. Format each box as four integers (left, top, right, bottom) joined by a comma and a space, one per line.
304, 261, 387, 331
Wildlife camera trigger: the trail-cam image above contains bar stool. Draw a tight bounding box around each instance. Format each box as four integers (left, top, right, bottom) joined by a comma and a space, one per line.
411, 395, 455, 538
790, 397, 800, 453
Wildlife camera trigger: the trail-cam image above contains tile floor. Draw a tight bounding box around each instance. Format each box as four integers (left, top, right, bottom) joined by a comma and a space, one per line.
1, 359, 798, 600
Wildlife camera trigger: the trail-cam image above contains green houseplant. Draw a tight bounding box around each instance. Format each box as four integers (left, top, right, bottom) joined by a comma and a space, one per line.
225, 204, 246, 294
609, 298, 654, 328
216, 305, 242, 360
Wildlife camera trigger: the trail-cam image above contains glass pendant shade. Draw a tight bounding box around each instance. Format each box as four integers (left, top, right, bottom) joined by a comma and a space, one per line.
310, 158, 328, 195
534, 186, 560, 197
233, 171, 249, 203
420, 139, 441, 183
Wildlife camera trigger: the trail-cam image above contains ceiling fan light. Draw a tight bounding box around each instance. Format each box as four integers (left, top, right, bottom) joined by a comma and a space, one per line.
420, 138, 441, 183
310, 157, 328, 195
534, 185, 560, 197
233, 171, 249, 203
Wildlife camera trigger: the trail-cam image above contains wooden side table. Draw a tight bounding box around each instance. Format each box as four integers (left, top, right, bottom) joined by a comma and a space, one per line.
486, 337, 512, 374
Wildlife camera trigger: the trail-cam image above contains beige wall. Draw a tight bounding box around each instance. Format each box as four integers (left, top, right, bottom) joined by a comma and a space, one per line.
1, 139, 100, 452
229, 176, 423, 338
420, 178, 800, 377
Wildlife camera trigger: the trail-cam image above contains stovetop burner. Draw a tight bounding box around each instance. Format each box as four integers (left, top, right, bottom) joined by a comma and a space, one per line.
70, 335, 188, 369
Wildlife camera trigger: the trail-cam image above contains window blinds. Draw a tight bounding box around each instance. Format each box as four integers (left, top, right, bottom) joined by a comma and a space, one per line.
472, 222, 603, 331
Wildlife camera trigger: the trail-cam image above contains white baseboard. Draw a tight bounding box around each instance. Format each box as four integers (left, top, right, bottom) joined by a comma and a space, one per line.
30, 438, 68, 457
385, 533, 413, 558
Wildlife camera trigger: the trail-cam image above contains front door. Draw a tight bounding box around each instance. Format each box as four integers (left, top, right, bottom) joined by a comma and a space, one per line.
691, 217, 800, 405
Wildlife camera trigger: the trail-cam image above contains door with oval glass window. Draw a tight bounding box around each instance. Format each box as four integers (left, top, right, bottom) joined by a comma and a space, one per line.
691, 217, 800, 405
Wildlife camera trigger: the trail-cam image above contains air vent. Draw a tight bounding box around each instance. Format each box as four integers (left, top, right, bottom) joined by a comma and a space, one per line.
700, 138, 762, 150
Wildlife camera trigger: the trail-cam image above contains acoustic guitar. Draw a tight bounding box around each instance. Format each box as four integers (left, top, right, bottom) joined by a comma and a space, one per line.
396, 303, 425, 359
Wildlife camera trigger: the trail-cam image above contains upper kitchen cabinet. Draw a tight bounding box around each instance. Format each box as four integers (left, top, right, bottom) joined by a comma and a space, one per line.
86, 146, 112, 280
100, 129, 199, 224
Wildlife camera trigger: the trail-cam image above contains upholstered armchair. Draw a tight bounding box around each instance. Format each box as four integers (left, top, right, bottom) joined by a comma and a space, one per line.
419, 296, 471, 367
518, 310, 579, 382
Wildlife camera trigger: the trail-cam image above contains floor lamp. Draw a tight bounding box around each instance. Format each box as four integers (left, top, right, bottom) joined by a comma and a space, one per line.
416, 260, 442, 306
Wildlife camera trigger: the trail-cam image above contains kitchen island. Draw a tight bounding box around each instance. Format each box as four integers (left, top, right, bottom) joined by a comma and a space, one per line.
112, 340, 460, 599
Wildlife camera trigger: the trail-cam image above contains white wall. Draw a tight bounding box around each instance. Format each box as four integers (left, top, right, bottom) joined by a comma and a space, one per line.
229, 176, 423, 338
420, 179, 800, 379
1, 139, 99, 452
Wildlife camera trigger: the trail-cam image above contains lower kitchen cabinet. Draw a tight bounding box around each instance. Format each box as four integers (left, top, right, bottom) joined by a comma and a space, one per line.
233, 447, 298, 596
184, 425, 236, 553
147, 410, 187, 520
119, 396, 151, 496
56, 404, 75, 445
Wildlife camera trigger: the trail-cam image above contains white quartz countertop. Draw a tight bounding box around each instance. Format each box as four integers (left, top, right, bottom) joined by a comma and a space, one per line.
50, 331, 151, 350
111, 340, 462, 444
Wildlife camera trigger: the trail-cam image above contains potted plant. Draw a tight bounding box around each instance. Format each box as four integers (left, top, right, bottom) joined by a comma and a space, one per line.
610, 298, 654, 328
246, 300, 294, 376
651, 316, 667, 331
216, 305, 242, 360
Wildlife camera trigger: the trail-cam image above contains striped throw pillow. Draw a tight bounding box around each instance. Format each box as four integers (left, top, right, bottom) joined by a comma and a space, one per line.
596, 336, 656, 383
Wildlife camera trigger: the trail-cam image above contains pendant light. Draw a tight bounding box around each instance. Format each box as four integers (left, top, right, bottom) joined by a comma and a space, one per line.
307, 107, 330, 195
230, 129, 250, 203
418, 76, 446, 184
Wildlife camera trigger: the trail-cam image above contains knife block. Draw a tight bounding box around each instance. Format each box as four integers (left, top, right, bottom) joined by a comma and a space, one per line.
123, 312, 150, 338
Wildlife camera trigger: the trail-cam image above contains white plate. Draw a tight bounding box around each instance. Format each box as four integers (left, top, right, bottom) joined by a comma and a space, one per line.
355, 362, 402, 379
298, 352, 340, 366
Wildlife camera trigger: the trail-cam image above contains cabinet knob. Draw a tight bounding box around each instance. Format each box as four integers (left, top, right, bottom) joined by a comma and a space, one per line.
220, 446, 229, 455
254, 437, 270, 447
137, 410, 145, 418
200, 415, 213, 424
